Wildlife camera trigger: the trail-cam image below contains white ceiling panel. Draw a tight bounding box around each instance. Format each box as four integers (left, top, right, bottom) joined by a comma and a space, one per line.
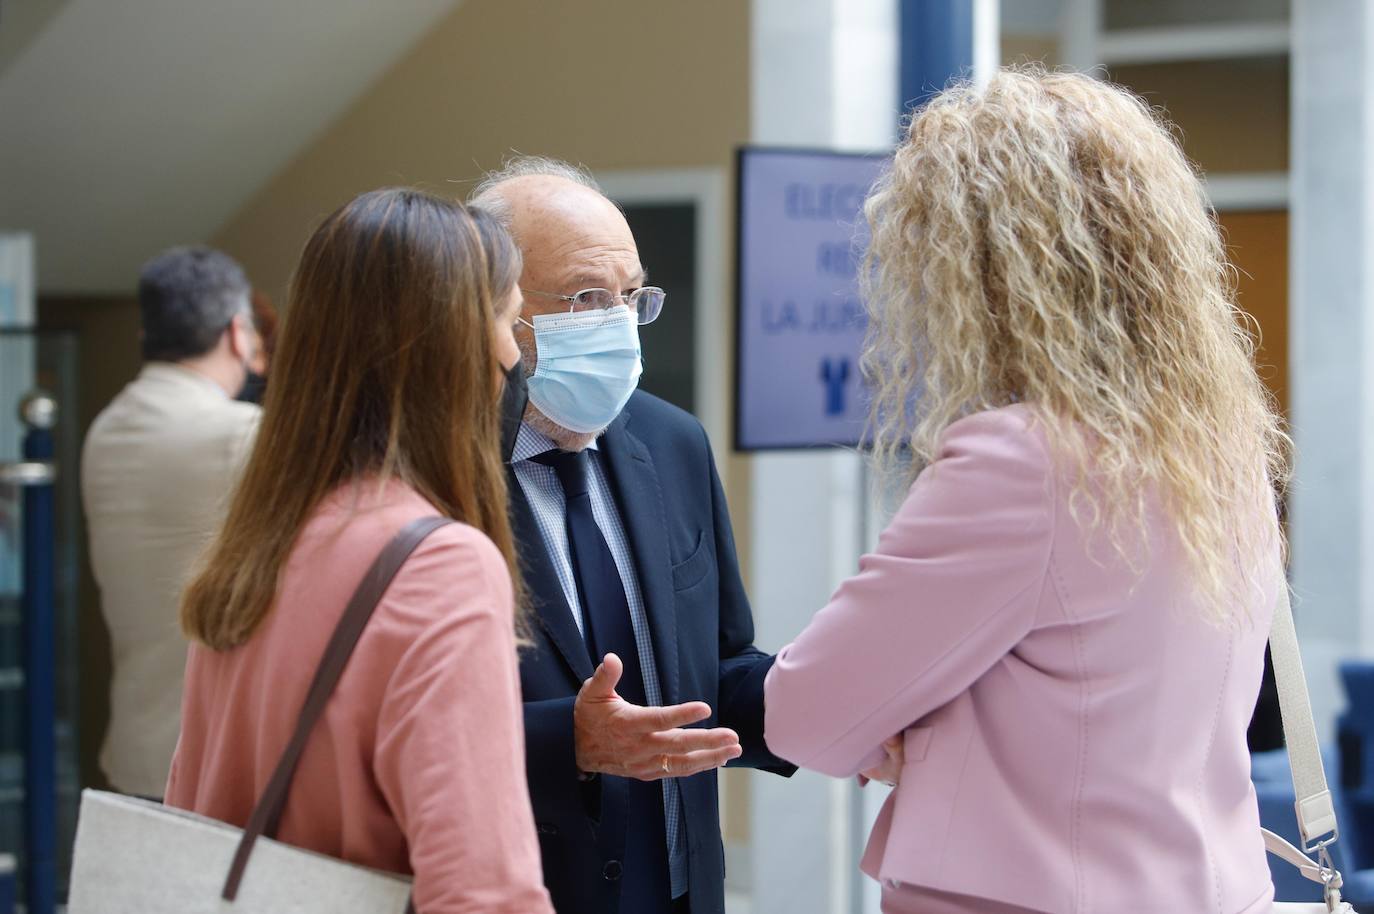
0, 0, 462, 293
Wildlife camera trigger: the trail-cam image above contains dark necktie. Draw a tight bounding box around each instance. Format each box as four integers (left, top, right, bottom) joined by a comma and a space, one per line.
533, 449, 674, 911
532, 449, 647, 706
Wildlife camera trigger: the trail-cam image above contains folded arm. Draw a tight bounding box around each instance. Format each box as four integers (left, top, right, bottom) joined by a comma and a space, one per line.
704, 425, 797, 775
763, 410, 1055, 778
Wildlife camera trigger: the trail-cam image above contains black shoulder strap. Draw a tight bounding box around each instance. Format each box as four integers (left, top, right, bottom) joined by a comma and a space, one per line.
222, 516, 454, 902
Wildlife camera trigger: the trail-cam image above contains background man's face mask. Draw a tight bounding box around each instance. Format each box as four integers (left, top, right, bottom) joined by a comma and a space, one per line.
523, 307, 642, 434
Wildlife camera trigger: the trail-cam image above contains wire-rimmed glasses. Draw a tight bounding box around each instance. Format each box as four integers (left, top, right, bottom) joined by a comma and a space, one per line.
521, 286, 665, 325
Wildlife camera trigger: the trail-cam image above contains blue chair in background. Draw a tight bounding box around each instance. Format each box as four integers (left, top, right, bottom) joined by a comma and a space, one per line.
1252, 747, 1347, 903
0, 854, 12, 914
1253, 659, 1374, 907
1337, 660, 1374, 905
1339, 662, 1374, 864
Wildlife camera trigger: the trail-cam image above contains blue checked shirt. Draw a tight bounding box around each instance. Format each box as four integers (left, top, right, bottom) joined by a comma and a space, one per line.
510, 424, 689, 898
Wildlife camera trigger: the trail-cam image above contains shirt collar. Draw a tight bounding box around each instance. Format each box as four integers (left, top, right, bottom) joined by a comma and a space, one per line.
511, 423, 599, 464
139, 361, 232, 399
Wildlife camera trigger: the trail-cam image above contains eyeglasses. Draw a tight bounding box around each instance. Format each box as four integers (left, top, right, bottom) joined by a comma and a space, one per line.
522, 286, 665, 325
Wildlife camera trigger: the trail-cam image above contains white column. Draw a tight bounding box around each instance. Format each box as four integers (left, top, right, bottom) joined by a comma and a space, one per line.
972, 0, 1001, 88
1289, 0, 1374, 739
1060, 0, 1101, 73
746, 2, 895, 913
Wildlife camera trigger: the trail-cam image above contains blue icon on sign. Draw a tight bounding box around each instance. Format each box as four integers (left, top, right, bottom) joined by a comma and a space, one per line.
820, 357, 851, 416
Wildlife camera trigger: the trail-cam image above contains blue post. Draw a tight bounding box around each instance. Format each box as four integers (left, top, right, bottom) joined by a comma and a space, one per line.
0, 855, 14, 914
21, 407, 56, 914
899, 0, 975, 111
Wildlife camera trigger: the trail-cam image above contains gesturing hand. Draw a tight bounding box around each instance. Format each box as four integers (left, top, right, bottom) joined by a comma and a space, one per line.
573, 653, 743, 780
858, 735, 904, 788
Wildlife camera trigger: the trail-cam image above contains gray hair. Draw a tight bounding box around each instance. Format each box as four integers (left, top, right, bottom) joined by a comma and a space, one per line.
468, 155, 604, 226
138, 245, 251, 362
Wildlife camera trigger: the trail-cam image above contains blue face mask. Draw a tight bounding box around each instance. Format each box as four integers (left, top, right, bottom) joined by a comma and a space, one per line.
525, 307, 643, 434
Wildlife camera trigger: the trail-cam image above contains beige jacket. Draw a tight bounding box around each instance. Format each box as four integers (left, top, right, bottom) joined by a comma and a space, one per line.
81, 363, 260, 795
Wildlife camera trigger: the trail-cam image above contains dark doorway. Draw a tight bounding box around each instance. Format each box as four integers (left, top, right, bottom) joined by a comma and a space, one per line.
620, 203, 697, 417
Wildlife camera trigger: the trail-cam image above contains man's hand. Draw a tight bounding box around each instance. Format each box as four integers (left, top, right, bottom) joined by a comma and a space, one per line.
858, 735, 904, 788
574, 653, 743, 780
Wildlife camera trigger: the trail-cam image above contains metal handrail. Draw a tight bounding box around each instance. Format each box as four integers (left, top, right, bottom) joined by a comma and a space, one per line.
0, 462, 55, 486
15, 391, 57, 914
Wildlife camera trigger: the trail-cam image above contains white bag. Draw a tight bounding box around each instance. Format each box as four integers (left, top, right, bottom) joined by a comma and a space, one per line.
1266, 585, 1357, 912
66, 792, 411, 914
67, 518, 450, 914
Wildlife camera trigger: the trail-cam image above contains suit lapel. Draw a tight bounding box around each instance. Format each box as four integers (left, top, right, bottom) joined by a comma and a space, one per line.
598, 409, 681, 706
506, 466, 596, 684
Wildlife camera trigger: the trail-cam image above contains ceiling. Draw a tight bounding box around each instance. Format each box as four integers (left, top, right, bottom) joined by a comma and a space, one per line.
0, 0, 462, 293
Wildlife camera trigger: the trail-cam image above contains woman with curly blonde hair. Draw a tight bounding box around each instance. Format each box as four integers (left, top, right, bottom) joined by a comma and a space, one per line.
764, 68, 1287, 914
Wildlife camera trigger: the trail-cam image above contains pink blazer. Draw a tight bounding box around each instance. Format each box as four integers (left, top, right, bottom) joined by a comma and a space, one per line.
167, 480, 553, 914
764, 406, 1279, 914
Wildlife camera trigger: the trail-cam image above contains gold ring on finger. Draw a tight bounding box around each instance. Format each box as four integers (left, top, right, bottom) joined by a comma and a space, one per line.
661, 754, 671, 775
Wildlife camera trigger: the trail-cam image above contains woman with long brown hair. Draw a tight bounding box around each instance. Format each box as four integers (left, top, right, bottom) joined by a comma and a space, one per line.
166, 188, 554, 913
764, 69, 1287, 912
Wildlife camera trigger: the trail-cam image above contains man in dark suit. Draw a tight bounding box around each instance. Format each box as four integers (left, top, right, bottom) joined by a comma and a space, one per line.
471, 157, 793, 914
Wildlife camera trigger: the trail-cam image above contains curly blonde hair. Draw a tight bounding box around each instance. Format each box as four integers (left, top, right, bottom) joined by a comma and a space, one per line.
861, 67, 1288, 622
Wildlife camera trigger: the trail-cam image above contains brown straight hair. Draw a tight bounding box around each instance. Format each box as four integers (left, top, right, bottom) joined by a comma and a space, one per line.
182, 188, 524, 650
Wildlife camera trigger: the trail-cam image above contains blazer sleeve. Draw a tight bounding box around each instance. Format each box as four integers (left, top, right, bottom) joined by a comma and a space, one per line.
704, 424, 797, 776
522, 696, 580, 794
763, 409, 1055, 778
373, 530, 554, 914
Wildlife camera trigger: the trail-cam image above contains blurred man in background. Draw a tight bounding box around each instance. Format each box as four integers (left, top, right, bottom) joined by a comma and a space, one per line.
81, 246, 260, 797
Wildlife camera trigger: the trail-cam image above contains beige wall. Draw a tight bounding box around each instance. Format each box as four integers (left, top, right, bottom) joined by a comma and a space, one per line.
999, 35, 1289, 177
1002, 34, 1060, 68
1220, 210, 1289, 414
211, 0, 758, 612
213, 0, 751, 302
1109, 57, 1289, 174
212, 0, 758, 579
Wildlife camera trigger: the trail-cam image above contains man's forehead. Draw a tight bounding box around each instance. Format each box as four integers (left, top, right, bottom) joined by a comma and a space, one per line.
555, 258, 647, 290
503, 177, 626, 238
524, 231, 643, 286
499, 180, 644, 286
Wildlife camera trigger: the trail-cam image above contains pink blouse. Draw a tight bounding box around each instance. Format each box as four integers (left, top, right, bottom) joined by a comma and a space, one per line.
167, 480, 553, 913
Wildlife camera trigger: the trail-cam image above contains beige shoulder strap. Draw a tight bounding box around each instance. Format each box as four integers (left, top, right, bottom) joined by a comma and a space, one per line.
221, 516, 453, 905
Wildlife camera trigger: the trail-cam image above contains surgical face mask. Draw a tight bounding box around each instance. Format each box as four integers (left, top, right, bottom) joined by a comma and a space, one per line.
524, 307, 642, 434
499, 359, 528, 464
235, 371, 267, 405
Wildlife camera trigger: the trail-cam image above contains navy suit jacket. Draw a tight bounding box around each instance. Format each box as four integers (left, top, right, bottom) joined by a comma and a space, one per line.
512, 391, 794, 914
